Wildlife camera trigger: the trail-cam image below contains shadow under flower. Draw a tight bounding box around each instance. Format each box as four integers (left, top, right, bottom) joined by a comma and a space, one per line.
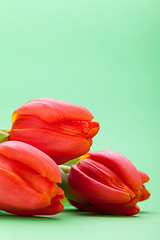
0, 210, 60, 221
62, 207, 138, 218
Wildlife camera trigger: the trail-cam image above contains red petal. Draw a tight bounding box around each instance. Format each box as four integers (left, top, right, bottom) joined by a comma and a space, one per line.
77, 159, 136, 199
108, 205, 140, 216
139, 185, 151, 201
11, 116, 51, 130
89, 150, 143, 191
9, 130, 92, 165
12, 98, 94, 124
6, 187, 64, 216
139, 170, 150, 183
0, 167, 51, 211
0, 141, 61, 182
85, 121, 100, 138
0, 153, 60, 198
68, 199, 99, 211
10, 116, 99, 140
11, 116, 94, 135
68, 199, 140, 216
4, 200, 64, 216
68, 165, 131, 205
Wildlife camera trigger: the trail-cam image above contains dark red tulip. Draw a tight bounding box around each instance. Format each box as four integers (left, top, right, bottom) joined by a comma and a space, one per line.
67, 150, 150, 215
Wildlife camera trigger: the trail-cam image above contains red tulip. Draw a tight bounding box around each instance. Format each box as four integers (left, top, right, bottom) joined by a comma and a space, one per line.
67, 150, 150, 216
8, 98, 100, 165
0, 141, 64, 216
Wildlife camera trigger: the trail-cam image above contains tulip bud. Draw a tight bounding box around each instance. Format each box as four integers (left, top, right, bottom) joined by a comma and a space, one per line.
8, 98, 100, 165
66, 150, 150, 216
0, 141, 64, 216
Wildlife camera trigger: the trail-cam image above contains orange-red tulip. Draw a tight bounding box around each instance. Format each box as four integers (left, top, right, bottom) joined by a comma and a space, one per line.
0, 141, 64, 216
8, 98, 100, 165
67, 150, 150, 215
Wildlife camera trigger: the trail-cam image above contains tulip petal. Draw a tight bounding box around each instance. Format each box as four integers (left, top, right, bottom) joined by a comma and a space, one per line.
68, 199, 99, 211
68, 199, 140, 216
4, 200, 64, 216
11, 116, 52, 130
85, 121, 100, 138
0, 167, 52, 211
139, 170, 150, 183
77, 159, 137, 199
7, 187, 64, 216
12, 98, 94, 124
0, 141, 61, 182
9, 130, 92, 165
0, 152, 63, 199
108, 205, 140, 216
89, 150, 143, 191
11, 116, 99, 137
139, 185, 151, 201
68, 165, 131, 205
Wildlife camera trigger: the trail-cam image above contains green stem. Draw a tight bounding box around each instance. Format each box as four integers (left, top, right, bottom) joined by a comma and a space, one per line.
59, 165, 70, 174
58, 165, 91, 206
58, 166, 77, 201
0, 129, 10, 143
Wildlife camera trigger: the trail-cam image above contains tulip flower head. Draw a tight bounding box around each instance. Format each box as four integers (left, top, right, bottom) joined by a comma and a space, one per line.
0, 141, 64, 216
67, 150, 150, 215
8, 98, 100, 165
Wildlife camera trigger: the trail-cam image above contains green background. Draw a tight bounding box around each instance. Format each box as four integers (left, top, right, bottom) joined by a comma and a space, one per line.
0, 0, 159, 239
